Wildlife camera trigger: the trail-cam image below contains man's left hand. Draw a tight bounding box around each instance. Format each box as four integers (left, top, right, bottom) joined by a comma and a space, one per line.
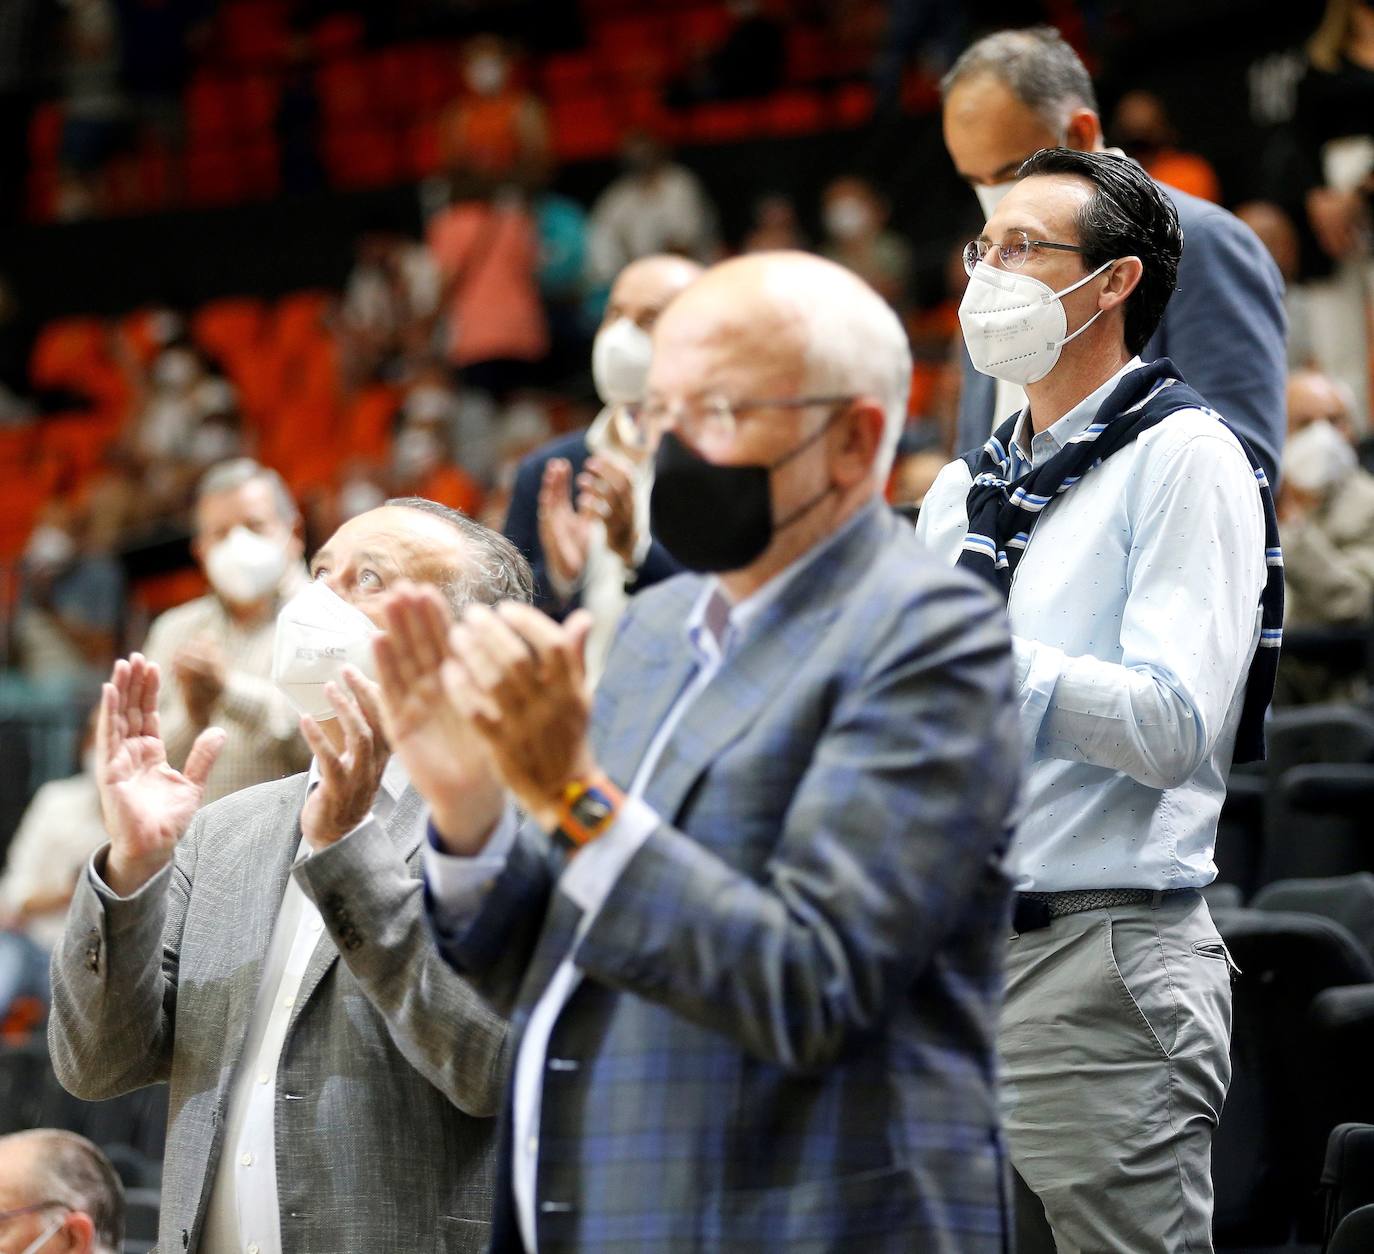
448, 602, 596, 831
299, 673, 390, 850
577, 454, 639, 569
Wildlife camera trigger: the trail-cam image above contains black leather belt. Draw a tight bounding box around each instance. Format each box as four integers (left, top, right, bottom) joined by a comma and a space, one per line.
1011, 888, 1194, 934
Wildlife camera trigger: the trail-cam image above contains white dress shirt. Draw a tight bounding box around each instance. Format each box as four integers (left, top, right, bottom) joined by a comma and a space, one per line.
916, 359, 1266, 892
198, 755, 410, 1254
424, 509, 867, 1253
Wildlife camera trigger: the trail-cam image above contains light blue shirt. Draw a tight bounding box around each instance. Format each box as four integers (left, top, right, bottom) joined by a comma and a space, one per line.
916, 359, 1267, 892
423, 506, 873, 1253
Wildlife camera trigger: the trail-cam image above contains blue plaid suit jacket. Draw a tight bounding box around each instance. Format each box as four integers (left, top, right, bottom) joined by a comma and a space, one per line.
433, 503, 1021, 1253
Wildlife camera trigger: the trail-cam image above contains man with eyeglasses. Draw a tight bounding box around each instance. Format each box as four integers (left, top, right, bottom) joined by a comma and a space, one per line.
377, 249, 1023, 1251
916, 150, 1280, 1252
0, 1130, 123, 1254
941, 25, 1286, 484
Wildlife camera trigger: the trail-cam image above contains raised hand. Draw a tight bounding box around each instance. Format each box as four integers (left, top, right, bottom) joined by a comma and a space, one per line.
298, 675, 389, 850
576, 452, 639, 568
446, 601, 596, 833
99, 653, 226, 896
537, 457, 590, 596
372, 584, 506, 855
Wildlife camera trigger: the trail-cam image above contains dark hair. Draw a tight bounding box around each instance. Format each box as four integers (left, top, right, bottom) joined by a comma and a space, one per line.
384, 497, 534, 610
1017, 147, 1182, 355
941, 26, 1097, 122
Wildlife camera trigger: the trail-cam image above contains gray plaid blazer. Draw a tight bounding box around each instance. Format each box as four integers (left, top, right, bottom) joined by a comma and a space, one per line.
49, 775, 509, 1253
432, 503, 1023, 1254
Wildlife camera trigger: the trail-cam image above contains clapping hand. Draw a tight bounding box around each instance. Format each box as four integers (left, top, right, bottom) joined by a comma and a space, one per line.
98, 653, 226, 896
537, 458, 591, 597
298, 674, 391, 851
576, 453, 639, 568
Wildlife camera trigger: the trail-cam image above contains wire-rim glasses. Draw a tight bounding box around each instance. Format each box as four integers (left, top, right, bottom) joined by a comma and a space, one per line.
963, 229, 1087, 276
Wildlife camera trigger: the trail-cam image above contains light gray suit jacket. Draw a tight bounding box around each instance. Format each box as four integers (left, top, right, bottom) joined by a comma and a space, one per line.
48, 773, 509, 1253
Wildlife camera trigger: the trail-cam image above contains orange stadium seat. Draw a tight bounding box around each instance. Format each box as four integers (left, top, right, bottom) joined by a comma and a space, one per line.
0, 475, 50, 561
343, 384, 400, 462
29, 318, 107, 392
192, 296, 267, 371
550, 95, 622, 162
271, 291, 332, 350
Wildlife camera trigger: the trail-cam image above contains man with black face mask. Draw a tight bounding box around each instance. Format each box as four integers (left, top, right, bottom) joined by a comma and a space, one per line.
379, 250, 1024, 1252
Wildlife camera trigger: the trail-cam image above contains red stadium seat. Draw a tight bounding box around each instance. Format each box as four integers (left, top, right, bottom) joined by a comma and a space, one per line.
762, 89, 826, 136
310, 12, 365, 59
185, 147, 247, 207
407, 120, 443, 179
549, 95, 622, 162
343, 385, 400, 462
315, 58, 372, 125
673, 6, 732, 52
27, 102, 63, 161
0, 475, 50, 561
185, 74, 239, 144
785, 26, 831, 84
322, 123, 404, 190
685, 100, 760, 144
30, 318, 107, 392
541, 53, 601, 99
217, 0, 290, 68
833, 82, 875, 128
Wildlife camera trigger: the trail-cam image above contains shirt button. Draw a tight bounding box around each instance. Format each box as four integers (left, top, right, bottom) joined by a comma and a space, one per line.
310, 918, 323, 933
240, 1152, 253, 1167
257, 1072, 270, 1085
282, 995, 295, 1008
526, 1135, 539, 1156
247, 1245, 260, 1254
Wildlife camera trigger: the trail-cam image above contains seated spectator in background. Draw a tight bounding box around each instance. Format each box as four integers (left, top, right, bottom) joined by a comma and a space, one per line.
1236, 200, 1320, 369
400, 363, 500, 485
141, 459, 310, 805
0, 1130, 123, 1254
49, 500, 522, 1254
339, 214, 442, 388
13, 500, 125, 688
1277, 368, 1374, 703
439, 36, 549, 189
819, 175, 913, 310
505, 254, 700, 625
427, 188, 549, 398
741, 192, 808, 252
888, 428, 948, 516
0, 711, 107, 1017
389, 406, 485, 518
1111, 89, 1222, 204
667, 0, 786, 105
54, 0, 127, 223
586, 130, 720, 288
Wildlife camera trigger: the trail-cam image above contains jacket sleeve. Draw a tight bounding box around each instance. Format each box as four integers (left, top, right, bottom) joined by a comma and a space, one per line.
1149, 204, 1288, 485
47, 820, 203, 1100
293, 821, 513, 1117
571, 575, 1020, 1073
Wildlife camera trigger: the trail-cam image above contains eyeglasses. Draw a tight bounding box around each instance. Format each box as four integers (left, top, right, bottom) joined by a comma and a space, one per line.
963, 229, 1087, 275
0, 1201, 68, 1226
625, 394, 855, 444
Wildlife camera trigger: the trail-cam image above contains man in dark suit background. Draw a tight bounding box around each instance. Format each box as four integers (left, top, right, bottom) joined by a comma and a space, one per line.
941, 26, 1287, 484
503, 254, 699, 618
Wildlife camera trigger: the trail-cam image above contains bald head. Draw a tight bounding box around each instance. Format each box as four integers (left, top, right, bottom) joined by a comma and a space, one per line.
0, 1130, 123, 1254
602, 254, 704, 334
650, 251, 912, 476
1288, 369, 1355, 439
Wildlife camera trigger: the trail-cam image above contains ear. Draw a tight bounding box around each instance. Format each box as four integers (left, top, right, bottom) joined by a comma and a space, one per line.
1098, 256, 1144, 314
1064, 107, 1103, 152
831, 399, 887, 490
64, 1209, 96, 1252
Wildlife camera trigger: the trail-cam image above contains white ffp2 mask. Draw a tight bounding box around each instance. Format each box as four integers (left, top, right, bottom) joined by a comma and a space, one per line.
958, 258, 1114, 386
1283, 419, 1357, 493
592, 317, 653, 407
272, 580, 379, 721
205, 525, 287, 606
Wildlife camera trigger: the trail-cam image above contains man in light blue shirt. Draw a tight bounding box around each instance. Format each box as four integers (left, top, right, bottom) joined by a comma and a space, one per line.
917, 150, 1270, 1252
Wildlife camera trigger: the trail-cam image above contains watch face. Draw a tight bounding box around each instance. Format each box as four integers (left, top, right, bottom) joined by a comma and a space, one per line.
572, 788, 614, 827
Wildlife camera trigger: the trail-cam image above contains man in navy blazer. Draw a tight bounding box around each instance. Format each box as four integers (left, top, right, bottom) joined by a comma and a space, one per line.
941, 26, 1286, 483
377, 251, 1023, 1252
503, 254, 699, 615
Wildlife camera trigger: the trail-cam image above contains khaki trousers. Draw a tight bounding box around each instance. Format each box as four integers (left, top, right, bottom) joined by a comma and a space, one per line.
999, 891, 1233, 1254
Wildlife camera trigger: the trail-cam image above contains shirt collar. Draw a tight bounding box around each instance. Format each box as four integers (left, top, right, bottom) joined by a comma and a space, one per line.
1013, 357, 1144, 468
683, 501, 877, 667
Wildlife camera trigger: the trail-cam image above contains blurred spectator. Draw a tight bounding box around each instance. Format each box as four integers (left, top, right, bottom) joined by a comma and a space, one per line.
140, 459, 311, 804
439, 36, 549, 188
340, 214, 442, 387
819, 175, 912, 309
114, 0, 210, 158
888, 428, 947, 514
13, 500, 124, 687
586, 130, 720, 287
667, 0, 786, 106
427, 189, 549, 397
388, 405, 485, 516
1286, 0, 1374, 427
0, 1130, 124, 1254
0, 710, 105, 1015
1276, 367, 1374, 702
741, 193, 807, 252
874, 0, 966, 116
56, 0, 127, 222
399, 363, 499, 483
1236, 199, 1320, 369
1110, 90, 1222, 204
531, 177, 591, 384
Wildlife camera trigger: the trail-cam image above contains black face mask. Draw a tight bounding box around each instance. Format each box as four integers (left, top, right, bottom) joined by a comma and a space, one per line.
649, 415, 837, 574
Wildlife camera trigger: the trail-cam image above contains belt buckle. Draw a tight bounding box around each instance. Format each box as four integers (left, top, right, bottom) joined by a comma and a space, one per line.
1011, 894, 1052, 934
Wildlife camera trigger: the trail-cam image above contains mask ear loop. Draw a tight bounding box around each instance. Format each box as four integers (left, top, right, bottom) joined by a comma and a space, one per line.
770, 401, 853, 532
1051, 258, 1117, 347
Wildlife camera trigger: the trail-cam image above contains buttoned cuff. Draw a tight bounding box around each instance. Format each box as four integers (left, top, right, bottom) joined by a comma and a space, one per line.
422, 803, 520, 931
558, 794, 657, 920
1011, 634, 1062, 755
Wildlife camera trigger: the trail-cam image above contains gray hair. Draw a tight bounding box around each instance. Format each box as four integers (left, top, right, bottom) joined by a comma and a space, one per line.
1, 1130, 124, 1254
195, 457, 298, 524
941, 26, 1097, 131
384, 497, 534, 614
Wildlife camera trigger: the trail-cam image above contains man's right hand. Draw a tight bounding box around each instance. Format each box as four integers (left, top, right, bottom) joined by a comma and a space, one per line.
98, 653, 226, 897
537, 457, 591, 597
373, 585, 507, 856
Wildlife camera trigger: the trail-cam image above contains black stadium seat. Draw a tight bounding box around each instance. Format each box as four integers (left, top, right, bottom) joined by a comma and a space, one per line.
1252, 874, 1374, 965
